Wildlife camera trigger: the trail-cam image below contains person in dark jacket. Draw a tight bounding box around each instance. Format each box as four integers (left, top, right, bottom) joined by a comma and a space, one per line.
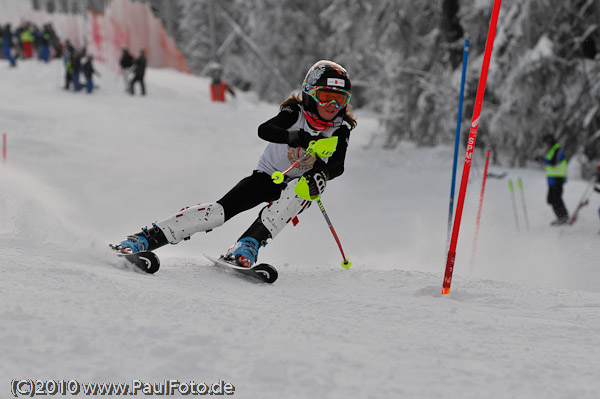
536, 134, 569, 225
70, 49, 82, 91
129, 49, 146, 96
2, 24, 17, 67
119, 47, 133, 91
39, 25, 51, 63
63, 41, 75, 89
82, 55, 100, 93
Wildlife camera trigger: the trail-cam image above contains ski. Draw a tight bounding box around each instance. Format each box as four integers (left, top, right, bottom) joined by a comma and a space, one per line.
568, 176, 597, 226
569, 200, 590, 226
113, 249, 161, 274
204, 254, 278, 284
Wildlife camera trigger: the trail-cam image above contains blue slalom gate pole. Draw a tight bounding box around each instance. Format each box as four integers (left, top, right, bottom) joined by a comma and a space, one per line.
446, 39, 470, 250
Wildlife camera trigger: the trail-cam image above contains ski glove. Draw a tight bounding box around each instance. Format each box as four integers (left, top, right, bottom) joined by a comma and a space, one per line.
302, 167, 329, 199
288, 129, 327, 149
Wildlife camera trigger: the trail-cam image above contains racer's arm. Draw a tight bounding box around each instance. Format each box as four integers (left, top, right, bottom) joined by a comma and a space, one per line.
257, 104, 301, 144
323, 125, 350, 180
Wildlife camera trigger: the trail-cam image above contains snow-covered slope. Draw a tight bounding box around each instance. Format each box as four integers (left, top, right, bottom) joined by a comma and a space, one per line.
1, 60, 599, 398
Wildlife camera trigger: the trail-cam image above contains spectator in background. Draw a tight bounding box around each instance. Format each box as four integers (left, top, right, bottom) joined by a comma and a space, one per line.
119, 47, 134, 92
2, 24, 17, 67
33, 24, 42, 58
71, 49, 82, 91
47, 24, 62, 59
209, 62, 236, 102
82, 55, 100, 93
129, 49, 147, 96
536, 134, 569, 225
63, 39, 74, 60
63, 40, 75, 89
40, 25, 51, 63
20, 23, 34, 58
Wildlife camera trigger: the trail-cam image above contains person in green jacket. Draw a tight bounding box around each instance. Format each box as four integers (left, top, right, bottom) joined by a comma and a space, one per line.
20, 25, 34, 58
537, 134, 569, 225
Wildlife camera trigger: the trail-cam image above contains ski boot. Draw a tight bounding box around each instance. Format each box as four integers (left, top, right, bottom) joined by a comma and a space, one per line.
550, 217, 568, 226
110, 223, 169, 254
225, 237, 261, 268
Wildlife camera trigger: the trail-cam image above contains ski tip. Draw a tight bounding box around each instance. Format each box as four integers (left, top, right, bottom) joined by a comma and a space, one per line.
253, 263, 278, 283
205, 254, 278, 283
118, 251, 160, 274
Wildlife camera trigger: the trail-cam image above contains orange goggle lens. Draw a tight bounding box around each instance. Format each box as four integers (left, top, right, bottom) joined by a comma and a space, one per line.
315, 89, 349, 106
304, 84, 351, 109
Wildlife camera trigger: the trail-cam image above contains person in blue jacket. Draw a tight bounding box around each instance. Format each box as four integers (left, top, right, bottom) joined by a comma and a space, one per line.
39, 25, 51, 63
82, 55, 100, 93
2, 24, 17, 67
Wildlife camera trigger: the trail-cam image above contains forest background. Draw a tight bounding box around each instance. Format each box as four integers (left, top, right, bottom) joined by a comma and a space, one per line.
23, 0, 600, 174
173, 0, 600, 174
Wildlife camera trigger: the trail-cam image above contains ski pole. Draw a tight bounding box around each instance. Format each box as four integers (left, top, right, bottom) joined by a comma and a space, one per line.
508, 179, 520, 231
517, 177, 530, 230
274, 160, 353, 268
271, 156, 310, 183
271, 137, 338, 184
316, 199, 351, 269
269, 137, 349, 267
470, 150, 491, 273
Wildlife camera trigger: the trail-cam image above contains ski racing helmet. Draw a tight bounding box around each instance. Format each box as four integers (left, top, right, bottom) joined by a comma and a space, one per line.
301, 60, 352, 120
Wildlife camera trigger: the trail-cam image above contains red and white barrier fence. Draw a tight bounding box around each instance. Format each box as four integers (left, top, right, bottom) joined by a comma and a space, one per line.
3, 0, 189, 74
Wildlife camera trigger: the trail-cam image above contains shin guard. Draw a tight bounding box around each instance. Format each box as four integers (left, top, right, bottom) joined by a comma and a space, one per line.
155, 202, 225, 244
260, 183, 310, 239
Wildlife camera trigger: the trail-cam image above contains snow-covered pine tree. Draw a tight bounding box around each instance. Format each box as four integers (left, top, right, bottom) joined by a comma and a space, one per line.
171, 0, 600, 170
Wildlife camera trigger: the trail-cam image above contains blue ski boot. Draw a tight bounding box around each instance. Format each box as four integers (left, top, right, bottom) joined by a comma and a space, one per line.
111, 235, 149, 254
225, 237, 260, 268
110, 224, 169, 254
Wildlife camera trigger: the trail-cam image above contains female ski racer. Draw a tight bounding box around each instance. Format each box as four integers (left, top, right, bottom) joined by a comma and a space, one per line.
111, 60, 357, 268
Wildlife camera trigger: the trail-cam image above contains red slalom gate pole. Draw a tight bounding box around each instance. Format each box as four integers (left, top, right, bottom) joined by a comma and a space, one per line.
442, 0, 502, 295
469, 150, 491, 273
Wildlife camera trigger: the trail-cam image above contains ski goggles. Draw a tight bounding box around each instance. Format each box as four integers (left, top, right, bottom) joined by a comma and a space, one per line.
303, 84, 351, 109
